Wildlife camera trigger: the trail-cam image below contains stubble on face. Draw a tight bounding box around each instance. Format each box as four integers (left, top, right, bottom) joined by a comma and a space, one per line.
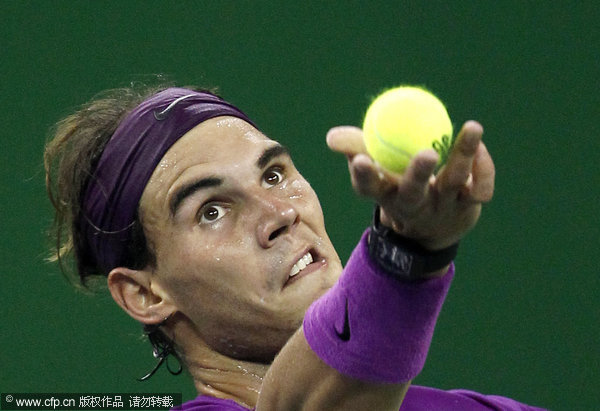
138, 117, 342, 361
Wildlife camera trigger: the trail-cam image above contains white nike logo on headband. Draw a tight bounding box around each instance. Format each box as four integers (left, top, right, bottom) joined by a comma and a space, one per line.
154, 94, 198, 120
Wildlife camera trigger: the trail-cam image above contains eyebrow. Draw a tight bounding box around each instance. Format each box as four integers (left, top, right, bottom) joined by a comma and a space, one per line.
257, 144, 291, 169
169, 177, 222, 217
169, 144, 291, 218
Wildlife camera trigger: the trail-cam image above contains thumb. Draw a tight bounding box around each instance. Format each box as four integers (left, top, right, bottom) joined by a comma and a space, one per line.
326, 126, 366, 157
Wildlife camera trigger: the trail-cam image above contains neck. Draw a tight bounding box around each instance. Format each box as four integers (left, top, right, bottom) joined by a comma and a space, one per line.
171, 319, 269, 409
186, 350, 268, 408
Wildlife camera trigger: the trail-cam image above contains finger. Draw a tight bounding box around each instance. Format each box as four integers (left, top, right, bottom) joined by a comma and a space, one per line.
405, 149, 439, 185
394, 149, 439, 205
467, 141, 495, 203
349, 149, 438, 212
437, 120, 483, 195
347, 153, 395, 198
326, 126, 366, 157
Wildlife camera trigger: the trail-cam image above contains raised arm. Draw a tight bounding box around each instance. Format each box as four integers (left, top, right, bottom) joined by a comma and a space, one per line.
257, 122, 495, 411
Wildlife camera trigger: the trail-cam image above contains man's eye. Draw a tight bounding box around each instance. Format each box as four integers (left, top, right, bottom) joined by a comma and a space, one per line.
199, 204, 227, 224
262, 167, 284, 188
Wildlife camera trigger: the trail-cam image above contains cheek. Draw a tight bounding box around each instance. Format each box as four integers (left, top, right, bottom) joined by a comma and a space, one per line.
156, 233, 262, 310
158, 254, 236, 325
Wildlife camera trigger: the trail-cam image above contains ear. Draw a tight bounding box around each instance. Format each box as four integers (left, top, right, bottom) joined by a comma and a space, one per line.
107, 267, 177, 325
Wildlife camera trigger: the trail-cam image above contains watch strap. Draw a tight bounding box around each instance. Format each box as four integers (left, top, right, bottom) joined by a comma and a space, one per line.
367, 206, 459, 281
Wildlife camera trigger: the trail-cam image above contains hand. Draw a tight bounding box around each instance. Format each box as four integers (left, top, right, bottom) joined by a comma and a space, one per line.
326, 121, 495, 251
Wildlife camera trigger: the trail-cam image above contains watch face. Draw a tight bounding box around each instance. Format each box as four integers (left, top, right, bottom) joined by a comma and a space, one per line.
368, 229, 417, 280
369, 206, 457, 280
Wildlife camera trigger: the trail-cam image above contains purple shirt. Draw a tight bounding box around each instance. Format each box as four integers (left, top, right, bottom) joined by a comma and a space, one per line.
173, 387, 546, 410
174, 234, 547, 410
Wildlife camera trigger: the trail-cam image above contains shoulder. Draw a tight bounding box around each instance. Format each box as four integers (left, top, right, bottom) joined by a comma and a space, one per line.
402, 386, 548, 411
172, 395, 251, 411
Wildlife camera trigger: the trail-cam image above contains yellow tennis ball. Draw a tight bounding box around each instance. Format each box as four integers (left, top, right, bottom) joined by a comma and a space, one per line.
363, 86, 454, 174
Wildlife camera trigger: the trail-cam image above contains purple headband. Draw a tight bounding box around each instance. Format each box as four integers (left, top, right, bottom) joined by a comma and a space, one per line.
82, 87, 256, 273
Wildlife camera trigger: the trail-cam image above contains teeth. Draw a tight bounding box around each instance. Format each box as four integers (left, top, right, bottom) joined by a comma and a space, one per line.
303, 253, 312, 265
289, 252, 313, 277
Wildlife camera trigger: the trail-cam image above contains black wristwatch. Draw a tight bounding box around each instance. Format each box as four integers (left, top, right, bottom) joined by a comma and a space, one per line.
367, 206, 459, 282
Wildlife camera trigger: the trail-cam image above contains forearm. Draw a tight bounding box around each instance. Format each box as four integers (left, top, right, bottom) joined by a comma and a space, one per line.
257, 328, 410, 411
257, 231, 453, 410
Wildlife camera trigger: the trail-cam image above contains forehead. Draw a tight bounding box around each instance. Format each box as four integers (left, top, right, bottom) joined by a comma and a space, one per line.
141, 116, 275, 212
155, 116, 273, 175
168, 115, 270, 160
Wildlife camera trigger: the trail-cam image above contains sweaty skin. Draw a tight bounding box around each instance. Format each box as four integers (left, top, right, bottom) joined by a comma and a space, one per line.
259, 121, 494, 410
108, 117, 343, 407
108, 117, 495, 410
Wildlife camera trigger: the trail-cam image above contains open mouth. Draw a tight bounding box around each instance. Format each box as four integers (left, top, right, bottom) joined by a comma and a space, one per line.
289, 251, 313, 277
285, 249, 324, 287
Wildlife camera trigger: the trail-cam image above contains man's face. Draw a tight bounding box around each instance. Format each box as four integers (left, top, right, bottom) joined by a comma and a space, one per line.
139, 117, 342, 361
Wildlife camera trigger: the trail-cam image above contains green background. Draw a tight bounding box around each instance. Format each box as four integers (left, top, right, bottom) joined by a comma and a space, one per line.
1, 1, 598, 410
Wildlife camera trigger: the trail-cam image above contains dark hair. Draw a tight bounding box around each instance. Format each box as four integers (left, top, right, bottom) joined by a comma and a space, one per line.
44, 84, 165, 286
44, 82, 224, 379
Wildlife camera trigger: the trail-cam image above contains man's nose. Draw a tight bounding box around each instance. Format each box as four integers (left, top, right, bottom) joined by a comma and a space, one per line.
256, 194, 299, 249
